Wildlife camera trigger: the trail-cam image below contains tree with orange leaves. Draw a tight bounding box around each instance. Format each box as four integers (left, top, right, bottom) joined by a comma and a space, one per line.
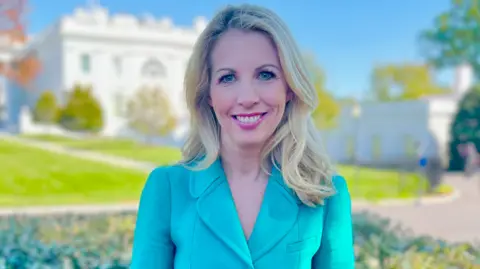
0, 0, 41, 90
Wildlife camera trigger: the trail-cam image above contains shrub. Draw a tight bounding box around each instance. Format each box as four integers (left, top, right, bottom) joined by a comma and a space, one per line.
0, 213, 134, 268
125, 86, 177, 143
58, 84, 104, 133
32, 90, 60, 124
353, 212, 480, 268
0, 212, 478, 268
448, 84, 480, 171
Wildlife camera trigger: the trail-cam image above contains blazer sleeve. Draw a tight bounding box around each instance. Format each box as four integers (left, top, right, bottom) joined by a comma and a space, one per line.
312, 175, 355, 268
131, 167, 175, 269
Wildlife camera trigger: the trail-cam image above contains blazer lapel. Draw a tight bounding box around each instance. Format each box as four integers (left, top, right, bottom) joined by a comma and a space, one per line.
248, 165, 301, 262
190, 158, 253, 268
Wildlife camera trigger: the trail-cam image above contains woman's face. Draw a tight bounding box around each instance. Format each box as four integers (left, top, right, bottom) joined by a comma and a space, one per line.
209, 29, 291, 149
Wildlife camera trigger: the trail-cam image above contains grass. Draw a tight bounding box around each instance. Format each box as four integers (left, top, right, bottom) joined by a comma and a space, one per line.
12, 134, 454, 204
21, 134, 181, 166
340, 165, 453, 201
0, 139, 147, 207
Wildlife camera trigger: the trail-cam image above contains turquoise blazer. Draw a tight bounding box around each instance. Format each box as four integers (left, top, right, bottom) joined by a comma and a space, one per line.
131, 159, 355, 268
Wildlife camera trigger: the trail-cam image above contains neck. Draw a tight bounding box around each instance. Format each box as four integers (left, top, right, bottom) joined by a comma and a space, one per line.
220, 140, 263, 181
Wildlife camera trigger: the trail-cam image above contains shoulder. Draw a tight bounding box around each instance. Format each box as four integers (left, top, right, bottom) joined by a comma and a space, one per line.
325, 175, 351, 212
331, 174, 348, 193
142, 163, 194, 194
323, 174, 351, 209
147, 163, 192, 179
145, 163, 192, 184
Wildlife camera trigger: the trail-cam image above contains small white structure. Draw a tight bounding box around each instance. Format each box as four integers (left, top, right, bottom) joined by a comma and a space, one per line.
321, 64, 474, 168
0, 38, 24, 123
3, 3, 207, 140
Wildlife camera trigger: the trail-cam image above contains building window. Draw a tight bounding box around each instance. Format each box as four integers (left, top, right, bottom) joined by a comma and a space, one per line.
0, 85, 5, 120
141, 58, 166, 78
0, 86, 4, 105
346, 135, 355, 161
113, 56, 122, 76
81, 54, 91, 73
404, 135, 417, 158
114, 91, 125, 116
371, 135, 381, 160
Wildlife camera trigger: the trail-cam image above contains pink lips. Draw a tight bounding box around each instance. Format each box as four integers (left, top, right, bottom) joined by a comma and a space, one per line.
232, 112, 267, 130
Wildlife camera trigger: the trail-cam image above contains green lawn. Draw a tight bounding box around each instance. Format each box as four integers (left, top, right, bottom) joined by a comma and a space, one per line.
13, 134, 453, 204
21, 134, 181, 165
339, 165, 451, 200
0, 139, 148, 207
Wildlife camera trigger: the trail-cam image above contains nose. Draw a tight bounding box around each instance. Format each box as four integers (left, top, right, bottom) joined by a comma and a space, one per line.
237, 81, 259, 107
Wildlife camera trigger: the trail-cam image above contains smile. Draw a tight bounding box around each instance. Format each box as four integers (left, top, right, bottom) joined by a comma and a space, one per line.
232, 112, 268, 130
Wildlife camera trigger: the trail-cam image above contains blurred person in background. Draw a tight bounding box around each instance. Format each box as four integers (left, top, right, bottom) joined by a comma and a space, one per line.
463, 142, 479, 180
131, 4, 354, 269
416, 139, 444, 193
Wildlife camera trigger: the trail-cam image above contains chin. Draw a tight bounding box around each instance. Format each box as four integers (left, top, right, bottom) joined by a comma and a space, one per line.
231, 133, 270, 148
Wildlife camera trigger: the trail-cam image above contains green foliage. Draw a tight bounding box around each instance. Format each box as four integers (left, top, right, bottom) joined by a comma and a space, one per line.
369, 64, 450, 101
419, 0, 480, 78
448, 84, 480, 170
125, 86, 177, 139
32, 90, 60, 124
303, 53, 340, 129
58, 84, 103, 133
354, 212, 480, 268
0, 213, 134, 268
0, 212, 478, 268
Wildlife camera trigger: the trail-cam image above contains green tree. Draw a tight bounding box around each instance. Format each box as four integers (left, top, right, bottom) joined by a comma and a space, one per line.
303, 53, 340, 129
369, 64, 449, 101
419, 0, 480, 78
33, 90, 59, 124
448, 84, 480, 170
126, 86, 177, 143
58, 84, 103, 132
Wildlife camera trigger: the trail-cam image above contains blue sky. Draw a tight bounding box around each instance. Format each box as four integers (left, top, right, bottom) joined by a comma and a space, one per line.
27, 0, 452, 99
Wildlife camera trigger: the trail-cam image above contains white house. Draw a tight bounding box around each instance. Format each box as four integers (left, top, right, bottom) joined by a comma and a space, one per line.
321, 64, 474, 168
2, 3, 207, 141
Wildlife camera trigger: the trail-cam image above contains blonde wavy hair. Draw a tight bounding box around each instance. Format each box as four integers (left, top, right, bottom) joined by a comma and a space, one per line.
181, 4, 336, 206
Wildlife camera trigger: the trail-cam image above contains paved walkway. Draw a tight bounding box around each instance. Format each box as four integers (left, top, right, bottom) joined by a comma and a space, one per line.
1, 133, 479, 243
353, 173, 480, 244
0, 133, 156, 172
0, 203, 138, 216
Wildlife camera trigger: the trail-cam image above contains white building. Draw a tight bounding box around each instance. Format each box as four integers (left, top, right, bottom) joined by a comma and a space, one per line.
321, 64, 474, 168
0, 38, 23, 123
2, 4, 207, 141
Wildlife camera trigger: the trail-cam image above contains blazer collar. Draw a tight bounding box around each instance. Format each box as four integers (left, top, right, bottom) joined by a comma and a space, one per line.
189, 157, 301, 204
189, 157, 224, 198
189, 157, 304, 267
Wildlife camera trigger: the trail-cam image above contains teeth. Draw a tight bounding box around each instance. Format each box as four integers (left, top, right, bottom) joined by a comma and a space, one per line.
236, 115, 261, 123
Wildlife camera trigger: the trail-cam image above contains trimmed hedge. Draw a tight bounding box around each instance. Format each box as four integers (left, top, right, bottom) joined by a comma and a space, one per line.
0, 212, 478, 268
58, 84, 104, 133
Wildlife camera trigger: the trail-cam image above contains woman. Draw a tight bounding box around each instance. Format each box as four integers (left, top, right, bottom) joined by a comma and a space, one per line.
131, 4, 354, 269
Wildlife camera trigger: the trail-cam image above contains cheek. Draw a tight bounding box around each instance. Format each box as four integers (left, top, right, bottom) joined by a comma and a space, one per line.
209, 88, 232, 115
261, 79, 289, 107
261, 90, 288, 110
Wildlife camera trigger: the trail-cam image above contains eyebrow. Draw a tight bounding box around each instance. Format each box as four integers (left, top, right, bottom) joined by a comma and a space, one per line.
214, 64, 281, 74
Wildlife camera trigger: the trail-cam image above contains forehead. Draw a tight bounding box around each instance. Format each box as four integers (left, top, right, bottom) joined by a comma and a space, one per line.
210, 29, 280, 69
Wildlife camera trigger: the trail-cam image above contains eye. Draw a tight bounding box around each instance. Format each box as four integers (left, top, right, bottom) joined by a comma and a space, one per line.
219, 73, 236, 84
258, 71, 276, 81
